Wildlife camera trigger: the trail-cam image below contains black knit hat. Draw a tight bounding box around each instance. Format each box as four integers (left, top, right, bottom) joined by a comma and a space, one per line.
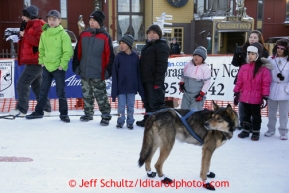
89, 10, 105, 26
119, 34, 134, 49
247, 42, 263, 61
146, 25, 162, 38
22, 5, 39, 19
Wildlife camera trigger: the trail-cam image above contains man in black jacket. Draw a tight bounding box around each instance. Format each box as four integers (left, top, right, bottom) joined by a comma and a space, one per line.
136, 25, 170, 127
170, 37, 181, 55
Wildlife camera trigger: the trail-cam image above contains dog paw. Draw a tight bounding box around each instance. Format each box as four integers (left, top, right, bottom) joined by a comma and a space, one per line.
207, 172, 215, 178
203, 182, 215, 190
161, 177, 173, 184
147, 172, 156, 178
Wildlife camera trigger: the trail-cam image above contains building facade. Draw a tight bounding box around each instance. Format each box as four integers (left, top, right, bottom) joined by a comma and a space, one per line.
0, 0, 288, 57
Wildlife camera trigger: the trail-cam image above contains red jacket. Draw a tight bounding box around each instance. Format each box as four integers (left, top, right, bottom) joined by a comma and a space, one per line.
18, 19, 45, 65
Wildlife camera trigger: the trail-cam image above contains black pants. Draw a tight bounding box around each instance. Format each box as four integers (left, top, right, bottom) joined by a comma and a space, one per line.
242, 103, 262, 134
142, 83, 165, 113
16, 65, 51, 114
35, 67, 67, 115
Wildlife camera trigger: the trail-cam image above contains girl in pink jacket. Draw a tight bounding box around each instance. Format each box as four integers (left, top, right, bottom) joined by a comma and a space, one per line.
234, 42, 272, 141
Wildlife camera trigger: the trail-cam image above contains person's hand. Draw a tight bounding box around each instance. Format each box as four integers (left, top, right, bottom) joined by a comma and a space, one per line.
194, 91, 205, 102
234, 92, 240, 106
179, 82, 186, 93
58, 66, 63, 70
261, 96, 268, 109
19, 31, 24, 37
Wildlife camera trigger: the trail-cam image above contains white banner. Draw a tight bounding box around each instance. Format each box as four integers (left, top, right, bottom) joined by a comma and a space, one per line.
164, 56, 237, 101
0, 59, 14, 98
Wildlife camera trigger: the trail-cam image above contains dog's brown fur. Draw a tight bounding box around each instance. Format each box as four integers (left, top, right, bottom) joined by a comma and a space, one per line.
138, 101, 238, 181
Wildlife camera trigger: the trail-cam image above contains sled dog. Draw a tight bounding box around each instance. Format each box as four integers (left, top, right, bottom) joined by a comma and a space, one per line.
138, 101, 238, 190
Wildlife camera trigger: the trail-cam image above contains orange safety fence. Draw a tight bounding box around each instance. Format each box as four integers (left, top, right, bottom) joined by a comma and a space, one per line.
0, 98, 271, 117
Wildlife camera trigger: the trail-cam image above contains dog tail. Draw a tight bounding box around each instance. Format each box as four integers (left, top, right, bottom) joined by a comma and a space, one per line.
138, 116, 155, 167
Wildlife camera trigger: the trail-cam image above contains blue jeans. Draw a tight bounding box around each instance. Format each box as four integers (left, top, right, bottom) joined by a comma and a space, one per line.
35, 67, 68, 115
117, 94, 135, 125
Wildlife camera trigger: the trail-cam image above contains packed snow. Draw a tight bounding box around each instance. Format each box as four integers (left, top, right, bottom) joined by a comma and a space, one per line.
0, 109, 288, 193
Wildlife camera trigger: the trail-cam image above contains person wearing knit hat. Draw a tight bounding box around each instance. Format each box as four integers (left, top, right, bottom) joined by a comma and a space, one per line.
119, 34, 134, 49
9, 5, 52, 118
193, 46, 207, 61
179, 46, 211, 110
265, 38, 289, 140
234, 41, 272, 141
89, 10, 105, 27
231, 30, 269, 132
22, 5, 39, 19
111, 34, 144, 129
146, 24, 163, 40
136, 24, 170, 127
72, 8, 114, 126
247, 42, 263, 62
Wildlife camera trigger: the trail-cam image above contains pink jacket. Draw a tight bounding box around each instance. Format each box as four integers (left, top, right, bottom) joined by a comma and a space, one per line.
233, 58, 272, 104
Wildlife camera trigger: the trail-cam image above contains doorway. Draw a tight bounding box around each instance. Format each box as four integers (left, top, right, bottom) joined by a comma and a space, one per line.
219, 32, 246, 54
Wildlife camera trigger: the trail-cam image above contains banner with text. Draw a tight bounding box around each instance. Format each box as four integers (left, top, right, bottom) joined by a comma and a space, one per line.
9, 56, 237, 100
165, 56, 238, 101
0, 59, 15, 98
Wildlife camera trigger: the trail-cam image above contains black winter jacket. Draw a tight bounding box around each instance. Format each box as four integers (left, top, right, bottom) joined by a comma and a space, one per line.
139, 39, 170, 86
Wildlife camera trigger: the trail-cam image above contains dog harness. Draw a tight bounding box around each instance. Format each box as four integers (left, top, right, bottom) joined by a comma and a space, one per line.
173, 109, 204, 145
146, 109, 204, 145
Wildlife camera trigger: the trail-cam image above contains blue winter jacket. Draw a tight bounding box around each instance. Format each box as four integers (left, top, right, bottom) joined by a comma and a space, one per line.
111, 51, 144, 102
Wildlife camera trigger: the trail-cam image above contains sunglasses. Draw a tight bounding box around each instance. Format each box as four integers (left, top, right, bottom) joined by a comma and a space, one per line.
277, 45, 286, 50
277, 73, 285, 81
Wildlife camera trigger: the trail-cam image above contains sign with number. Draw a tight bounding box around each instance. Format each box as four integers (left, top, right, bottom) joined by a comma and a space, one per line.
164, 56, 238, 101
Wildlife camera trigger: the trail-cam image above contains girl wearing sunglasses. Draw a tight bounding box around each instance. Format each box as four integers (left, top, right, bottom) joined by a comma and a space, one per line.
265, 39, 289, 140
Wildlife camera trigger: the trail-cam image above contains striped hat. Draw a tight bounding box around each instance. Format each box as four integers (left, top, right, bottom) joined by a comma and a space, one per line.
119, 34, 134, 49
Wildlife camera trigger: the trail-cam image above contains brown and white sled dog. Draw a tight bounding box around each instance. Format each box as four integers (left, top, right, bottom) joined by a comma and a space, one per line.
138, 101, 238, 190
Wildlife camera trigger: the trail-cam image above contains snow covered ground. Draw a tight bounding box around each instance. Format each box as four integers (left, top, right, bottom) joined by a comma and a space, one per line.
0, 109, 288, 193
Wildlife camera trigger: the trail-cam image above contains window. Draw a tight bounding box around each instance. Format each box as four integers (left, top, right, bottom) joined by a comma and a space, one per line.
117, 0, 144, 41
256, 0, 263, 30
194, 0, 230, 16
285, 0, 289, 24
162, 28, 184, 52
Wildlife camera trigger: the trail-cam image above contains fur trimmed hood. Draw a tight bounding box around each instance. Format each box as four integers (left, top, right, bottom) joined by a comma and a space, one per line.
260, 57, 273, 70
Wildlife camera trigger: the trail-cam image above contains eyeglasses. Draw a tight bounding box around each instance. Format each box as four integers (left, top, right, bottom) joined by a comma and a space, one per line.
277, 73, 285, 81
277, 45, 286, 50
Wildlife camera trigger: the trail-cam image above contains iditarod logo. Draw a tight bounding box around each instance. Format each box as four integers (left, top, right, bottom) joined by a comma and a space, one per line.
0, 62, 13, 92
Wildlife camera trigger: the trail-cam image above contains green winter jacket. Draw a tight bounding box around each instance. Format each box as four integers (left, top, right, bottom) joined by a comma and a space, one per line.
38, 24, 73, 72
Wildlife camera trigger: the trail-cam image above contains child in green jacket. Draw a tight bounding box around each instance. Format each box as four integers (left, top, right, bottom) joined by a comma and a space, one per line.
26, 10, 73, 123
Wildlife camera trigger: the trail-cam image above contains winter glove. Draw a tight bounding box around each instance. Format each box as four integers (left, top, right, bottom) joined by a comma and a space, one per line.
235, 43, 243, 54
179, 82, 186, 93
261, 96, 268, 109
154, 85, 161, 90
194, 91, 205, 102
234, 92, 240, 106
